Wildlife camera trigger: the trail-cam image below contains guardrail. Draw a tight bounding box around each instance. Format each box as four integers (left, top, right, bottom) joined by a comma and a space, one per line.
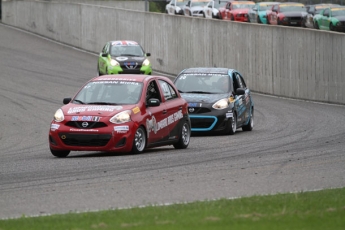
2, 0, 344, 104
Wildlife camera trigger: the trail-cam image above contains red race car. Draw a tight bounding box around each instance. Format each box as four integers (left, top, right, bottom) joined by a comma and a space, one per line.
219, 1, 255, 22
267, 2, 307, 26
49, 74, 191, 157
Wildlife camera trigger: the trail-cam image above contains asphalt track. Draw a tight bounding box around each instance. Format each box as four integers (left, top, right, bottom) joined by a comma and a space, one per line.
0, 23, 344, 219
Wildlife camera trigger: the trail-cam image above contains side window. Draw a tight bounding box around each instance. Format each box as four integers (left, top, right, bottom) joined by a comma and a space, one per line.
236, 74, 246, 89
146, 80, 161, 102
102, 43, 109, 54
158, 80, 178, 101
323, 9, 329, 16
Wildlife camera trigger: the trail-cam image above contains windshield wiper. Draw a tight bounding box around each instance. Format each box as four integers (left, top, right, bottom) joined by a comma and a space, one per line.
87, 102, 118, 105
184, 91, 213, 94
73, 99, 85, 104
120, 54, 139, 57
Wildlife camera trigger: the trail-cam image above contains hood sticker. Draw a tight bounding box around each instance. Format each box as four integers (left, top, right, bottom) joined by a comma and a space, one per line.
67, 106, 123, 114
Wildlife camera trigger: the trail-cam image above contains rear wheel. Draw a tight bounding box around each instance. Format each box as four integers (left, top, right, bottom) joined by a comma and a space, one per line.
242, 108, 254, 131
50, 148, 70, 158
131, 126, 146, 154
173, 121, 191, 149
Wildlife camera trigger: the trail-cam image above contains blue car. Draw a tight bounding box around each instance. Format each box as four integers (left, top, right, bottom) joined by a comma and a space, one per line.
174, 67, 254, 135
248, 2, 279, 24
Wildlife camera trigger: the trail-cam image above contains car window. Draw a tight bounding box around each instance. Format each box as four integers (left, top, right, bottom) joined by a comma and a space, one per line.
146, 80, 161, 102
158, 80, 178, 101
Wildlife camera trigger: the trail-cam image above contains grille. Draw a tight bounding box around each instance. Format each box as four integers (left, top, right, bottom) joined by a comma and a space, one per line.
191, 117, 215, 129
188, 107, 211, 114
59, 133, 111, 146
289, 17, 302, 22
65, 121, 107, 129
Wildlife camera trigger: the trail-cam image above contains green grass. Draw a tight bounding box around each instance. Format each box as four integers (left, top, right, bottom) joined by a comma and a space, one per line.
1, 187, 344, 230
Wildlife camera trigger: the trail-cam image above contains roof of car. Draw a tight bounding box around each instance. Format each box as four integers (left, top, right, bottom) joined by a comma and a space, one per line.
181, 67, 232, 75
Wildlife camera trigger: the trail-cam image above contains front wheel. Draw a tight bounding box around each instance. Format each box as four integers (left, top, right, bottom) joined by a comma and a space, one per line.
330, 23, 335, 31
131, 126, 146, 154
50, 148, 70, 158
242, 108, 254, 131
230, 113, 237, 135
173, 121, 191, 149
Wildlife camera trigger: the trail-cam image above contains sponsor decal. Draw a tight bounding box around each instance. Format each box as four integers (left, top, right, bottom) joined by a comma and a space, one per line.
116, 57, 128, 61
146, 110, 184, 136
226, 112, 233, 118
97, 78, 137, 82
69, 128, 99, 132
67, 106, 123, 114
114, 126, 129, 131
132, 107, 140, 114
71, 116, 101, 121
188, 102, 198, 107
50, 124, 60, 131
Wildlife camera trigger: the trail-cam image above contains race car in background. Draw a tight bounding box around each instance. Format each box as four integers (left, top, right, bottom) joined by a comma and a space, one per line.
166, 0, 188, 15
183, 0, 209, 17
302, 3, 339, 28
49, 74, 191, 157
174, 67, 254, 135
248, 2, 279, 24
267, 2, 307, 26
97, 40, 152, 75
219, 1, 255, 22
203, 0, 227, 19
314, 6, 345, 32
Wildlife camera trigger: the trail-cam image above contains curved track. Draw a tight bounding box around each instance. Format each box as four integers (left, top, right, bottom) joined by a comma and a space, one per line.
0, 24, 344, 219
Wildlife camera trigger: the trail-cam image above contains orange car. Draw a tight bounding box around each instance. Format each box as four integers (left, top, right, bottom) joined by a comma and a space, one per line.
219, 1, 255, 22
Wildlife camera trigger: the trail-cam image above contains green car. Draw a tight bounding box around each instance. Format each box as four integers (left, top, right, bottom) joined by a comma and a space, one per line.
98, 40, 152, 75
314, 6, 345, 32
248, 2, 279, 24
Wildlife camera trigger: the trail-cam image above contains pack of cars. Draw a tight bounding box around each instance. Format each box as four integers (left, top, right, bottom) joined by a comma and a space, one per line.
302, 3, 339, 28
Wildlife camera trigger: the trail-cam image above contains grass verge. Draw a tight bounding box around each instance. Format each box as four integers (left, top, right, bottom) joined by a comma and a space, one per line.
0, 187, 344, 230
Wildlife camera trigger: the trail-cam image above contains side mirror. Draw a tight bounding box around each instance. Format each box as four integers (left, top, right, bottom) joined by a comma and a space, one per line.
63, 98, 72, 104
235, 88, 245, 95
146, 53, 151, 57
147, 98, 160, 107
101, 53, 108, 57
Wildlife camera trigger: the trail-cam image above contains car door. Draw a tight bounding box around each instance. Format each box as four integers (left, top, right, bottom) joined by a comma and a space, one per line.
320, 8, 330, 29
145, 80, 170, 144
157, 79, 185, 140
98, 42, 110, 74
204, 1, 214, 18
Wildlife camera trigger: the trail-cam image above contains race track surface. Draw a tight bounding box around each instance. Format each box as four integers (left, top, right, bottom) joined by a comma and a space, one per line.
0, 24, 344, 219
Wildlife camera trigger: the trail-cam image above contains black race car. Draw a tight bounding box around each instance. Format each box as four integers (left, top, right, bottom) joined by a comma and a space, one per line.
174, 67, 254, 135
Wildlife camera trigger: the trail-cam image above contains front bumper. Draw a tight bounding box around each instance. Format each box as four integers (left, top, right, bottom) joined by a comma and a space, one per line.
189, 110, 233, 133
49, 121, 138, 153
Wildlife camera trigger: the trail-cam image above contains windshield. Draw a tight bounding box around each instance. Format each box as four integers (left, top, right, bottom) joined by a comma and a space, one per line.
332, 8, 345, 17
214, 1, 227, 8
175, 74, 229, 94
110, 45, 144, 57
192, 1, 208, 7
259, 4, 275, 11
232, 3, 255, 10
74, 81, 143, 105
280, 5, 306, 12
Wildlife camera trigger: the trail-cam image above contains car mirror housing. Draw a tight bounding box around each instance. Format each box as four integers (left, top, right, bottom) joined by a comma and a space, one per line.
63, 98, 72, 104
101, 53, 108, 57
147, 98, 160, 107
146, 53, 151, 57
236, 88, 245, 95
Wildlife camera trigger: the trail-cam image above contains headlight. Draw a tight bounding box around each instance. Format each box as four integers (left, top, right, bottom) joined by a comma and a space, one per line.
283, 17, 288, 21
212, 98, 229, 110
109, 110, 132, 124
110, 59, 119, 66
54, 109, 64, 122
142, 58, 150, 66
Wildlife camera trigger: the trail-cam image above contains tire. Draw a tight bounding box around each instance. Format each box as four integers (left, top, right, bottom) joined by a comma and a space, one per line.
131, 126, 146, 154
330, 23, 335, 31
225, 113, 237, 135
314, 21, 319, 29
219, 13, 223, 20
97, 63, 102, 76
173, 121, 191, 149
202, 12, 206, 18
242, 108, 254, 131
257, 16, 261, 24
50, 148, 70, 158
231, 15, 234, 21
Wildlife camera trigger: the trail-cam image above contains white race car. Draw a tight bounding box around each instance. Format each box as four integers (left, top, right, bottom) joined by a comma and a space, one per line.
166, 0, 188, 15
203, 0, 228, 19
183, 0, 209, 17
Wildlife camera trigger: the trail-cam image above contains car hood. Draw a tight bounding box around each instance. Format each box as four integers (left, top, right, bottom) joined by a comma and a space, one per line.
112, 56, 147, 64
231, 9, 251, 14
334, 15, 345, 21
61, 104, 133, 117
280, 11, 307, 17
180, 93, 229, 104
